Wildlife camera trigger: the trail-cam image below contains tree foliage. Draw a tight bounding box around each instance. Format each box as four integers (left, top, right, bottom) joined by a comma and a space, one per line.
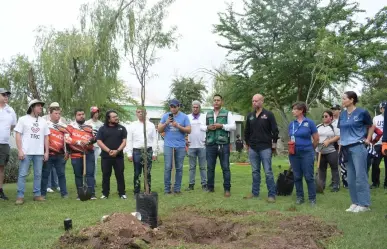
164, 76, 206, 113
214, 0, 387, 123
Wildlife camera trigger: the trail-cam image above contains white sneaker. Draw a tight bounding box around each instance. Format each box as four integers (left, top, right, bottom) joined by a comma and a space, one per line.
47, 188, 54, 193
100, 195, 108, 199
345, 204, 358, 212
353, 206, 370, 213
90, 196, 97, 200
120, 195, 127, 200
57, 187, 61, 191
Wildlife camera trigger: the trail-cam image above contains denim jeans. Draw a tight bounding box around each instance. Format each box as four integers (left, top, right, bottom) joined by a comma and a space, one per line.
133, 148, 153, 194
164, 146, 185, 193
71, 151, 95, 196
17, 155, 44, 198
289, 150, 316, 201
188, 148, 207, 186
206, 144, 231, 191
41, 155, 68, 197
249, 148, 276, 197
346, 143, 370, 206
47, 167, 58, 189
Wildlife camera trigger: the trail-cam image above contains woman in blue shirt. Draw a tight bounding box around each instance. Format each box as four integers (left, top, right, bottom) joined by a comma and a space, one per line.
288, 102, 319, 206
338, 91, 373, 213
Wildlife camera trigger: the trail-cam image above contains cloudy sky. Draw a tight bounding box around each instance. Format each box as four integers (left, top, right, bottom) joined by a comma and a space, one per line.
0, 0, 385, 104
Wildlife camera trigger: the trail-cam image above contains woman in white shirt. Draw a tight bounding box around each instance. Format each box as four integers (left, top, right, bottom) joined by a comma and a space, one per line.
316, 110, 340, 192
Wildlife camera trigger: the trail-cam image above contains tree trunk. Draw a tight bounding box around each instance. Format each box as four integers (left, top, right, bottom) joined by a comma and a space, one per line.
141, 82, 150, 194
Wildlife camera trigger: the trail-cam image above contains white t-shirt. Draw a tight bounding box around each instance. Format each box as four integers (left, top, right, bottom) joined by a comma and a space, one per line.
316, 123, 340, 154
187, 113, 207, 148
14, 115, 50, 155
85, 119, 104, 148
0, 105, 17, 144
373, 114, 384, 145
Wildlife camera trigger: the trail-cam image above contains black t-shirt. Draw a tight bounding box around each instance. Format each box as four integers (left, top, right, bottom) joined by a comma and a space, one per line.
96, 124, 128, 158
235, 139, 244, 151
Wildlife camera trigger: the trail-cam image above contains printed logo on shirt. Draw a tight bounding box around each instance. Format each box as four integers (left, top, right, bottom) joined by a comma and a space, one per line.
261, 114, 267, 119
249, 116, 254, 121
354, 116, 359, 122
303, 122, 309, 127
31, 122, 41, 138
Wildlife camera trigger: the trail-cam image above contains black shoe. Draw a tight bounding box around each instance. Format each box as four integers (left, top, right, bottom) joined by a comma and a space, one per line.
164, 191, 172, 195
207, 188, 215, 192
185, 184, 194, 191
174, 191, 182, 195
0, 190, 9, 200
202, 184, 208, 191
296, 197, 304, 205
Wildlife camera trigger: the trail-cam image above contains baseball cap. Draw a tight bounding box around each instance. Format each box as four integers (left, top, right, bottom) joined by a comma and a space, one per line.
169, 99, 181, 107
90, 106, 99, 113
0, 88, 11, 95
49, 102, 60, 108
330, 105, 341, 111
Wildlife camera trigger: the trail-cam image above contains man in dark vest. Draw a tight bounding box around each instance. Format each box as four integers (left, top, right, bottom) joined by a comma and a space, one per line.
206, 94, 236, 197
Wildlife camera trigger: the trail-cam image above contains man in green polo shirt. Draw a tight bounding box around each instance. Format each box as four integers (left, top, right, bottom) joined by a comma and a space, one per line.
206, 94, 236, 197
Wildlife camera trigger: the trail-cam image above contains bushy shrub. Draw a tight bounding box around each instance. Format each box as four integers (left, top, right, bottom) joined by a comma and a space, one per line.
4, 148, 19, 183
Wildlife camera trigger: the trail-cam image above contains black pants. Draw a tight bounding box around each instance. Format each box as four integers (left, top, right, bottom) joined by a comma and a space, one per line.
101, 157, 125, 196
318, 151, 340, 189
133, 148, 153, 194
370, 145, 387, 185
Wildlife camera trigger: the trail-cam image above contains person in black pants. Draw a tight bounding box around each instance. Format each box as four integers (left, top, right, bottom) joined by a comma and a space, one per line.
96, 110, 127, 199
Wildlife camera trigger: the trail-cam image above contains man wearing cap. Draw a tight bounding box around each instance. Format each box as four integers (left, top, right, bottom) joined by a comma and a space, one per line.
65, 108, 97, 200
14, 99, 50, 205
205, 94, 236, 197
0, 88, 17, 200
331, 105, 341, 128
370, 101, 387, 188
158, 99, 191, 194
86, 106, 103, 186
40, 103, 69, 199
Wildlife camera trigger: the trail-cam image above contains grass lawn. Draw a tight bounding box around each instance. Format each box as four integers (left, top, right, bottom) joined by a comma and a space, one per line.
0, 155, 385, 249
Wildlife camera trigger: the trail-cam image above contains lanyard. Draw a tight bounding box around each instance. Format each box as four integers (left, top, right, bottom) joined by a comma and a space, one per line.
292, 118, 306, 136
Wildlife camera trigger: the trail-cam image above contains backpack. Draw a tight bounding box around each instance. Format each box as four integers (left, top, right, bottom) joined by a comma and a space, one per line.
276, 168, 294, 196
316, 123, 339, 151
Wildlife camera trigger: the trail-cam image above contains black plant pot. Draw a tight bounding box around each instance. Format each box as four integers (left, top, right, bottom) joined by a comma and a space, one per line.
136, 192, 158, 228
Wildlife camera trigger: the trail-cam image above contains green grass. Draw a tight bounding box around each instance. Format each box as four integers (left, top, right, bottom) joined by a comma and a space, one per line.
0, 156, 386, 249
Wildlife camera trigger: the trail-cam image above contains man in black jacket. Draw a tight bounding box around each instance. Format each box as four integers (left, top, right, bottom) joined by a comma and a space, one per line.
244, 94, 279, 203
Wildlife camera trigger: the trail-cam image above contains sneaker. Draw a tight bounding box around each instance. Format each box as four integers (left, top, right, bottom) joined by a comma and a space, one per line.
267, 197, 276, 203
345, 204, 358, 212
47, 188, 54, 193
185, 184, 194, 191
76, 197, 80, 201
57, 187, 61, 191
0, 190, 9, 200
353, 206, 370, 213
62, 195, 69, 199
33, 196, 46, 202
100, 195, 108, 199
309, 199, 317, 207
90, 196, 97, 200
174, 191, 182, 195
202, 185, 208, 191
296, 197, 305, 205
15, 198, 24, 205
120, 195, 127, 200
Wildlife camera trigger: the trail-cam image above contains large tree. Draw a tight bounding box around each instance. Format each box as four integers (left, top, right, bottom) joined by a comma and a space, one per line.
164, 76, 206, 113
215, 0, 387, 124
81, 0, 178, 194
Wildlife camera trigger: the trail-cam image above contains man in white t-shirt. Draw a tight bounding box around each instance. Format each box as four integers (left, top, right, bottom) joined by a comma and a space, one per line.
85, 106, 103, 186
370, 101, 387, 188
0, 88, 17, 200
186, 100, 207, 191
14, 99, 50, 205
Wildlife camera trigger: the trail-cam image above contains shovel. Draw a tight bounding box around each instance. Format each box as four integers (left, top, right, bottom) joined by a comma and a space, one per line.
315, 151, 324, 194
78, 153, 92, 201
171, 148, 175, 193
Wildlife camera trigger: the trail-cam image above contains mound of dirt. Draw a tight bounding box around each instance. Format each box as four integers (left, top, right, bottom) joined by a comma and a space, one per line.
57, 209, 342, 249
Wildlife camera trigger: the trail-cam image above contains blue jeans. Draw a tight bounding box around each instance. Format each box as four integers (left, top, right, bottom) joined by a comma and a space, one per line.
17, 155, 44, 198
188, 148, 207, 186
71, 151, 95, 196
47, 167, 58, 189
164, 146, 185, 193
346, 144, 370, 206
41, 155, 68, 197
133, 148, 153, 194
289, 150, 316, 201
206, 144, 231, 191
249, 148, 276, 197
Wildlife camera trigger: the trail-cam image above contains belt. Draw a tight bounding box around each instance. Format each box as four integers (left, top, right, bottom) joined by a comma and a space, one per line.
133, 147, 152, 151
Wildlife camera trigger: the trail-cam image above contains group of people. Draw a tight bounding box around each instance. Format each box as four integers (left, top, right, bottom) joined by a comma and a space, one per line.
0, 87, 386, 212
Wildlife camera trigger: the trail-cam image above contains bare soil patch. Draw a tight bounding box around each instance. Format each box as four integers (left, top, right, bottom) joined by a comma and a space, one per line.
57, 209, 341, 249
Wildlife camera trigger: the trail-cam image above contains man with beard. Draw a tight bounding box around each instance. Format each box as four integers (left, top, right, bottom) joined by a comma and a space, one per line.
15, 99, 50, 205
65, 109, 97, 200
0, 88, 17, 200
97, 110, 127, 199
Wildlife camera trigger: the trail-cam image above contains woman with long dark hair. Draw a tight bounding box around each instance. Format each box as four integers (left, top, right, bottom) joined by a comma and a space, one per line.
288, 102, 319, 206
338, 91, 373, 212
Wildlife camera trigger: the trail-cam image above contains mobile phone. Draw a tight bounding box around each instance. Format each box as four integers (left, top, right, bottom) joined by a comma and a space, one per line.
169, 113, 174, 121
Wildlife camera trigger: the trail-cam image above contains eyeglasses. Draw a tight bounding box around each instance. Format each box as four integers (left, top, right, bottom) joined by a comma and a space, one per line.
0, 93, 9, 97
322, 115, 330, 118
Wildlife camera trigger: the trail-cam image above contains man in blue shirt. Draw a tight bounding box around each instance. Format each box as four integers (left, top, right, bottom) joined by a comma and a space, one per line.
158, 99, 191, 194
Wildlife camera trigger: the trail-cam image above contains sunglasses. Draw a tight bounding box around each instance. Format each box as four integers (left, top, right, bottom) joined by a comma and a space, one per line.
1, 93, 9, 97
322, 115, 330, 118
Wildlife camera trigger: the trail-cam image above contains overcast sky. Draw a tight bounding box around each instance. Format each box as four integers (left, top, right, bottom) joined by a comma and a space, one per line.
0, 0, 385, 104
